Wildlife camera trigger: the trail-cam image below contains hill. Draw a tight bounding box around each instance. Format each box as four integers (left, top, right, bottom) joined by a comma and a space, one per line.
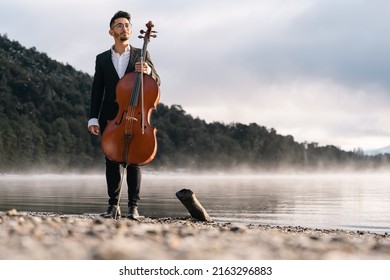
0, 34, 96, 171
1, 34, 388, 172
365, 145, 390, 156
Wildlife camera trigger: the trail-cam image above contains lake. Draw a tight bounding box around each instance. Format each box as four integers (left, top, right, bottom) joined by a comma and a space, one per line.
1, 172, 390, 234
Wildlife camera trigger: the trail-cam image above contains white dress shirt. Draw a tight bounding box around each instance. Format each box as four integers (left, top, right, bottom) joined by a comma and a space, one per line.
111, 44, 131, 79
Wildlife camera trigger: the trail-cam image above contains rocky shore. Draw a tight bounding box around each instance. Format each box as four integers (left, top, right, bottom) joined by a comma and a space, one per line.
1, 209, 390, 260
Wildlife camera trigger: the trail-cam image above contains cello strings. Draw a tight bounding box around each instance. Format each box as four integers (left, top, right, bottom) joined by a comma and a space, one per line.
140, 55, 145, 135
124, 106, 135, 163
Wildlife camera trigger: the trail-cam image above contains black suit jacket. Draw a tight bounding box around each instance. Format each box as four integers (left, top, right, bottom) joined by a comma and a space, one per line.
89, 46, 160, 131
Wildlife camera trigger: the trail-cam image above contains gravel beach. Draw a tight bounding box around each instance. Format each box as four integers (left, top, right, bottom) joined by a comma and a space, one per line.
1, 209, 390, 260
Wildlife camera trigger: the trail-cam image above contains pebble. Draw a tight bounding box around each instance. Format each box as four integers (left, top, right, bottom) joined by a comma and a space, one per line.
1, 210, 390, 259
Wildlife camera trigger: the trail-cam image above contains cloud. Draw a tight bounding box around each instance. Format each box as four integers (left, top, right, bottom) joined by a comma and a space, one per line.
245, 0, 390, 89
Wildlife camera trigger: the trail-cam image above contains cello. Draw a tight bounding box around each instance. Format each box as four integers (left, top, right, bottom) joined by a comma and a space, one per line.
101, 21, 160, 166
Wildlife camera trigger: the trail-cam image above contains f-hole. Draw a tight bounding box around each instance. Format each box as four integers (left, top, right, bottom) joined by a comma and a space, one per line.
115, 109, 127, 125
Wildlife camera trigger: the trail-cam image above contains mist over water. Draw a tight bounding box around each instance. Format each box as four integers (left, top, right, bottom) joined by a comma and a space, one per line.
1, 172, 390, 234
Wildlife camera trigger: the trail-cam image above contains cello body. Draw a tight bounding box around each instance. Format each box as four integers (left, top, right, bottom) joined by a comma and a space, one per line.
101, 73, 160, 165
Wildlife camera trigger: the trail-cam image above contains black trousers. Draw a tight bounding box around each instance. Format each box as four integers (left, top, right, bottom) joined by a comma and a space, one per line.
105, 157, 141, 207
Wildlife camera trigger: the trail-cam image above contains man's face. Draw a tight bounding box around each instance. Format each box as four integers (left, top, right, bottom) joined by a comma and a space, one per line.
110, 18, 132, 41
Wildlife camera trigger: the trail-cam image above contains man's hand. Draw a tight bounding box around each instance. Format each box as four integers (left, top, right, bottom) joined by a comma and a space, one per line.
135, 61, 150, 74
88, 125, 100, 136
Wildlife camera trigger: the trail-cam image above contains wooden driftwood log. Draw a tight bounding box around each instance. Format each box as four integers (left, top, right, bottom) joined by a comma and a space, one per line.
175, 188, 212, 222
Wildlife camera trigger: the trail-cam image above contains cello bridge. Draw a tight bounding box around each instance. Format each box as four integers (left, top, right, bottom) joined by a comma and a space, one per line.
126, 116, 138, 122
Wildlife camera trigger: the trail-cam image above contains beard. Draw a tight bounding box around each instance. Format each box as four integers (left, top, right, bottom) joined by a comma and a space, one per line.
119, 34, 129, 41
114, 31, 129, 41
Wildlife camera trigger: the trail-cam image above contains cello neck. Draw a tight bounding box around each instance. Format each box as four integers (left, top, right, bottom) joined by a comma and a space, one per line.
138, 21, 157, 59
129, 21, 157, 107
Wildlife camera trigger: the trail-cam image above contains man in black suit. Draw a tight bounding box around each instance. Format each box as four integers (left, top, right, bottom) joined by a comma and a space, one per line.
88, 11, 160, 219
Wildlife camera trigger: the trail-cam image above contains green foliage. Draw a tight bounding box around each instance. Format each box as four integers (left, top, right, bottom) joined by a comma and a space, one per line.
0, 34, 100, 171
0, 34, 388, 172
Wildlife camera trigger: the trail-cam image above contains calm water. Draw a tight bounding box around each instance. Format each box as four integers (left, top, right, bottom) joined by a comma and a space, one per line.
1, 172, 390, 234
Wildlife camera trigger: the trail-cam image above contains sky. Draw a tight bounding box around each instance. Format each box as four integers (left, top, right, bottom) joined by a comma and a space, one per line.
1, 0, 390, 151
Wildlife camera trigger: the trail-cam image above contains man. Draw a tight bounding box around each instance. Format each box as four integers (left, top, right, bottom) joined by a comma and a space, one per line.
88, 11, 161, 219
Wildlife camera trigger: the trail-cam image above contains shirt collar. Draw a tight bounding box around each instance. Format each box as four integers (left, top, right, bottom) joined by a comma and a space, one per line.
111, 44, 130, 55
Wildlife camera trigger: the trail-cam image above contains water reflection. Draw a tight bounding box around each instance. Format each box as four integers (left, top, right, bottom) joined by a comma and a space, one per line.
1, 173, 390, 233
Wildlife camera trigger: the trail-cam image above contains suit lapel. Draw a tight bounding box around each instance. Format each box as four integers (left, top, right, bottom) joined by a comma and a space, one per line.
126, 46, 138, 74
101, 49, 120, 80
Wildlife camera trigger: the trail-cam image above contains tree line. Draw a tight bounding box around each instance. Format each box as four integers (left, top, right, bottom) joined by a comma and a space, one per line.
1, 34, 388, 173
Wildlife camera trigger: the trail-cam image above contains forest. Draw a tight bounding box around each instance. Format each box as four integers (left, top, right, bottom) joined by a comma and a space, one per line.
1, 34, 389, 173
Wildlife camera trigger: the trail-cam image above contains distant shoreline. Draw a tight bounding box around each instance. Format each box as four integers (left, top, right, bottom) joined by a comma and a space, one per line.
1, 210, 390, 260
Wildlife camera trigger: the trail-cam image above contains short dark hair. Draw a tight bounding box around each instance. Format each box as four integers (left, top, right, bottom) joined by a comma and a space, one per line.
110, 11, 131, 28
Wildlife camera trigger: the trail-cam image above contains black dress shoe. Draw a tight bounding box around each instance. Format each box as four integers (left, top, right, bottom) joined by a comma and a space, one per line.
127, 206, 142, 220
100, 205, 121, 219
